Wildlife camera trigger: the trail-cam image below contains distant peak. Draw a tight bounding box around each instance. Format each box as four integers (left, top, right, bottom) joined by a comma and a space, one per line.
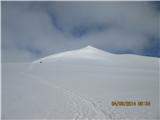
33, 45, 112, 63
85, 45, 94, 49
82, 45, 99, 51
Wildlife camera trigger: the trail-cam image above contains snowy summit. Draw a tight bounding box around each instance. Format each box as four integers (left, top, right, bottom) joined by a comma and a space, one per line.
33, 45, 157, 70
34, 45, 112, 63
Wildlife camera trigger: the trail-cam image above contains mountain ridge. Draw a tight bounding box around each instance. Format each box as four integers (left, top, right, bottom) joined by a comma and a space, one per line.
33, 45, 158, 63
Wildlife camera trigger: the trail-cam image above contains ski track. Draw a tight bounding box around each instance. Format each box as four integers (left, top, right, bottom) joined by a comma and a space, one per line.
20, 71, 112, 119
19, 69, 156, 120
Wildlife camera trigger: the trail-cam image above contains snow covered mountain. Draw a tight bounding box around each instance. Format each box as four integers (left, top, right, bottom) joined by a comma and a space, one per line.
33, 45, 157, 69
33, 45, 113, 62
2, 46, 159, 119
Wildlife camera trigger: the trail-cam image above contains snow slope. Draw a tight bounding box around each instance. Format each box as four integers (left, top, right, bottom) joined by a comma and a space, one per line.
2, 46, 159, 119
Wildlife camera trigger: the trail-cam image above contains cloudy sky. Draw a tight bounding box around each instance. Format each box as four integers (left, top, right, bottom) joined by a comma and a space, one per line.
2, 1, 160, 62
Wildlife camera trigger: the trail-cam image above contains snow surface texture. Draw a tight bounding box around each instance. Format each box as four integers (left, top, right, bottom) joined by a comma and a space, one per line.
2, 46, 159, 119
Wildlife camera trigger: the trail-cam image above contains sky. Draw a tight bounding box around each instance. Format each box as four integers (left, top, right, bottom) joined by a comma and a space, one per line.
2, 1, 160, 62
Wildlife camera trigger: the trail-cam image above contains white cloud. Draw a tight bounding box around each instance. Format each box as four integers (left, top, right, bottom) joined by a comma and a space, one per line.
49, 2, 158, 36
2, 2, 159, 62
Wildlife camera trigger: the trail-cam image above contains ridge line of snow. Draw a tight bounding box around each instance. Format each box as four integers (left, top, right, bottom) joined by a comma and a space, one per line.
33, 46, 158, 63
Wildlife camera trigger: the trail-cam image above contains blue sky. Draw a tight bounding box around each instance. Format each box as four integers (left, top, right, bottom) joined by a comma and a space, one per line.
2, 2, 160, 62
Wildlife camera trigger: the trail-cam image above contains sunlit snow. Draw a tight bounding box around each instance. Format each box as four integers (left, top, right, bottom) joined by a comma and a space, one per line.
2, 46, 159, 119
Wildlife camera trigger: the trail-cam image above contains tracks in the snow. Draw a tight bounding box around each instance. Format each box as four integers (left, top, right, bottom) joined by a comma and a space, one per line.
20, 71, 153, 120
21, 71, 108, 119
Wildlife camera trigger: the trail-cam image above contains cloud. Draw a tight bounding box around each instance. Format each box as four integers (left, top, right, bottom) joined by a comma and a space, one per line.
49, 2, 158, 36
2, 2, 159, 62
